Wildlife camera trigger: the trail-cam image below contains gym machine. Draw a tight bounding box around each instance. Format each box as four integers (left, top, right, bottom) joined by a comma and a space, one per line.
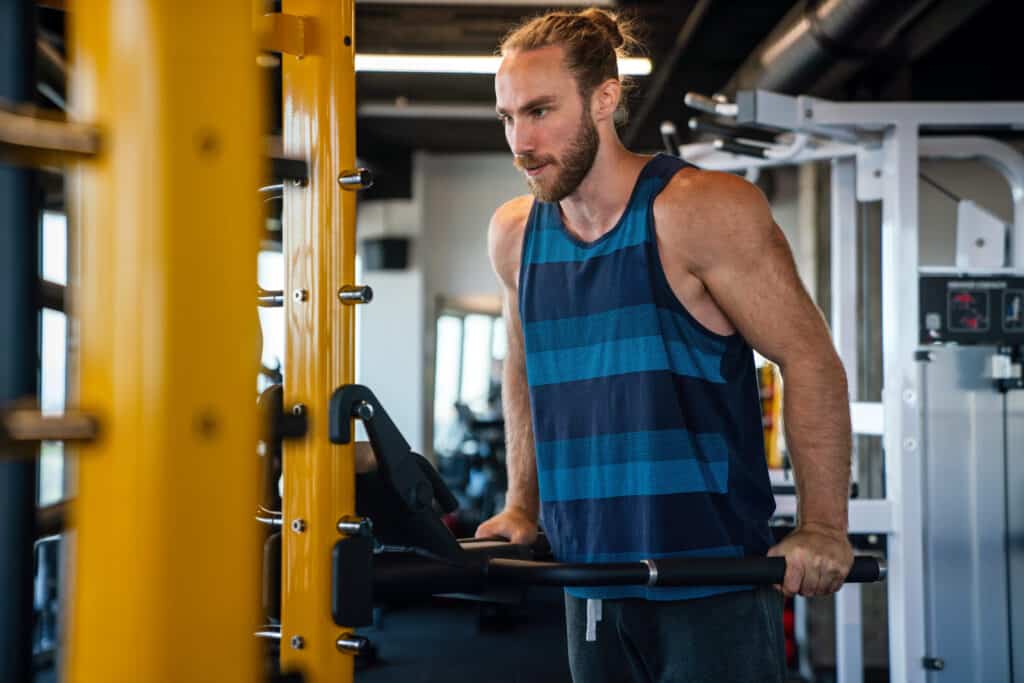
672, 89, 1024, 683
0, 4, 884, 683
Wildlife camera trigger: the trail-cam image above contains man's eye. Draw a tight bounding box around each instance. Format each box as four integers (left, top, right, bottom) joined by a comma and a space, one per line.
532, 108, 547, 118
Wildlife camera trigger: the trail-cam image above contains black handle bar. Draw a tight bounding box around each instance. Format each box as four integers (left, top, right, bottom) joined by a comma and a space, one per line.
485, 555, 884, 587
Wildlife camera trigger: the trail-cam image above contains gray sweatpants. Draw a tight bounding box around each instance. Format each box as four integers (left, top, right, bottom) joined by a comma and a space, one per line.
565, 587, 786, 683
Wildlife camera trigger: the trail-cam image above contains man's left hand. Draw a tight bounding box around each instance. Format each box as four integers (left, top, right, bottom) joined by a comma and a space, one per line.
767, 524, 854, 597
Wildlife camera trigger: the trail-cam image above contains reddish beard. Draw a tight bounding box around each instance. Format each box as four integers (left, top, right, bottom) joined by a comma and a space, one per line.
513, 108, 599, 202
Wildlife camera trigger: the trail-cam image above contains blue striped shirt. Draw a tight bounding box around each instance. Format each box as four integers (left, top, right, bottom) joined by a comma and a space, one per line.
518, 154, 775, 600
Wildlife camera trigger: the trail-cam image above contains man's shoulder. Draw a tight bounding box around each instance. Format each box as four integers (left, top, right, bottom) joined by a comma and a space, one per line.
655, 166, 773, 240
488, 194, 534, 287
490, 194, 534, 237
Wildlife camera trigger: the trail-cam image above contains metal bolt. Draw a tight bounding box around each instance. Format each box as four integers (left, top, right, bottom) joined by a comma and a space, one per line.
338, 285, 373, 305
337, 515, 373, 537
338, 168, 374, 191
290, 635, 305, 650
291, 519, 306, 533
976, 238, 986, 248
336, 633, 371, 655
293, 288, 309, 303
292, 403, 306, 417
873, 169, 882, 178
903, 438, 917, 451
902, 389, 916, 404
292, 177, 306, 187
355, 401, 375, 421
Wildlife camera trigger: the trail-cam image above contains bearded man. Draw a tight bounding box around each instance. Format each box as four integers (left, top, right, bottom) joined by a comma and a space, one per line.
475, 8, 854, 683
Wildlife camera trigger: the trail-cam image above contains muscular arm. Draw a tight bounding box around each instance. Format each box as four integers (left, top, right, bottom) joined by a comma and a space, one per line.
475, 196, 539, 544
499, 282, 539, 521
659, 172, 852, 594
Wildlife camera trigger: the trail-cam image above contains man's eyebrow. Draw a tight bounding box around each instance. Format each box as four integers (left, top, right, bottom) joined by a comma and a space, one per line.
496, 96, 557, 117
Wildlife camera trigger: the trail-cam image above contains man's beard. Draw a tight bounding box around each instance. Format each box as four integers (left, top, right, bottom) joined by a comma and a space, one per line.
515, 109, 599, 203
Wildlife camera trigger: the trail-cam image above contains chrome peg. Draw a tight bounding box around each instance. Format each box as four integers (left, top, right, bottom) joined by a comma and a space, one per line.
338, 285, 373, 305
338, 168, 374, 191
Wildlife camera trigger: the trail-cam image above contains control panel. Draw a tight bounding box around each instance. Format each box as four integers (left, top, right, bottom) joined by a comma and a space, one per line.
920, 272, 1024, 345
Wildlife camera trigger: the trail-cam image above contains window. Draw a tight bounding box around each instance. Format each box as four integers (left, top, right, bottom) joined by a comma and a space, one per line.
257, 250, 285, 391
432, 308, 505, 454
39, 211, 68, 506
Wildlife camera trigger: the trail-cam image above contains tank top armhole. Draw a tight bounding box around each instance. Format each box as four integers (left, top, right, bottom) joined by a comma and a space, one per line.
645, 166, 742, 346
516, 198, 540, 323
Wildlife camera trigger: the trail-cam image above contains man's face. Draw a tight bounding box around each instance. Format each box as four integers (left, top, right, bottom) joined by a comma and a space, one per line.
495, 46, 600, 202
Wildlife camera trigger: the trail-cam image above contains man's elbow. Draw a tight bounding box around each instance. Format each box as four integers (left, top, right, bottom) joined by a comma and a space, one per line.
779, 345, 848, 391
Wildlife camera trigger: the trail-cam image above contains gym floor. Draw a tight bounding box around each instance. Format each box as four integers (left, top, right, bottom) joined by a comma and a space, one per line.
356, 588, 571, 682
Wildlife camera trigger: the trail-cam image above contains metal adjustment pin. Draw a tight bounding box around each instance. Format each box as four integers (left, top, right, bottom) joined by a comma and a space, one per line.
338, 168, 374, 191
291, 519, 306, 533
290, 635, 305, 650
293, 288, 309, 303
336, 633, 371, 655
338, 285, 373, 305
337, 515, 373, 537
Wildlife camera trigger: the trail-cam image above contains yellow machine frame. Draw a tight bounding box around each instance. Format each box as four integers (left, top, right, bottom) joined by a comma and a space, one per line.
279, 1, 360, 680
15, 0, 367, 680
67, 1, 265, 681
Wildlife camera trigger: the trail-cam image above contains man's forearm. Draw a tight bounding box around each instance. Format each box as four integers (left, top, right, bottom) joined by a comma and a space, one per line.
502, 353, 539, 521
780, 355, 852, 532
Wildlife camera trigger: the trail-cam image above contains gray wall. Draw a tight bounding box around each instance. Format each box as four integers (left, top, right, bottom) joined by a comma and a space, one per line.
357, 153, 523, 454
355, 199, 426, 452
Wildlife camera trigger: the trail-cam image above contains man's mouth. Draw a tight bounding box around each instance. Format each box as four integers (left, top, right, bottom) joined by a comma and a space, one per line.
524, 163, 549, 177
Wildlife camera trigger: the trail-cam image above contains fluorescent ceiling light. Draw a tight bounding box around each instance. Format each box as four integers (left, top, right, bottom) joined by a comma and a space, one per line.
355, 54, 652, 76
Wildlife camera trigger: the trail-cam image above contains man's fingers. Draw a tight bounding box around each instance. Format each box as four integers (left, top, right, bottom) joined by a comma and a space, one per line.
783, 559, 804, 597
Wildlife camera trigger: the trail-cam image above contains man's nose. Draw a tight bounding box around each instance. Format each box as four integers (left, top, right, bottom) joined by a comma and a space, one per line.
509, 120, 535, 157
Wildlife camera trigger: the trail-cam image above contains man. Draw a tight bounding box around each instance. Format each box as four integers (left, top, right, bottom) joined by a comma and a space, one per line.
474, 8, 854, 682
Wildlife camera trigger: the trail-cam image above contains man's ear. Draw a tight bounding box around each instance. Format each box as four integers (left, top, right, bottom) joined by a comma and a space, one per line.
590, 78, 621, 123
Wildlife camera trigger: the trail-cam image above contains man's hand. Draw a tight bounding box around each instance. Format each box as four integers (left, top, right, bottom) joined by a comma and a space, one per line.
474, 507, 538, 546
767, 523, 854, 597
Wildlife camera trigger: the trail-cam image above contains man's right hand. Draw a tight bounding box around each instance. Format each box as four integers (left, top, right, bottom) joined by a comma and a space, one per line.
474, 507, 538, 546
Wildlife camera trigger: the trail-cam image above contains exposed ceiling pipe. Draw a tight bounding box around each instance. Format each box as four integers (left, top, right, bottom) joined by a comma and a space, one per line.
722, 0, 891, 95
622, 0, 714, 148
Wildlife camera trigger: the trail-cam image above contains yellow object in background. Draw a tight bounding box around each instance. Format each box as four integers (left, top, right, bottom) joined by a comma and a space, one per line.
758, 363, 783, 469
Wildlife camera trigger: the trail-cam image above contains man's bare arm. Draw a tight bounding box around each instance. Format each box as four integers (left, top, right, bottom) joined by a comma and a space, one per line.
475, 196, 539, 544
499, 284, 539, 521
660, 171, 853, 595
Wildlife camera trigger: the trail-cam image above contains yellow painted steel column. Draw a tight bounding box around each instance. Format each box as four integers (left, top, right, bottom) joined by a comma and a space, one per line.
67, 2, 264, 681
279, 0, 358, 681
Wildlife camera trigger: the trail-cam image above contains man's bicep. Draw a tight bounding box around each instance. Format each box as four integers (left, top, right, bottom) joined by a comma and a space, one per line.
702, 221, 832, 368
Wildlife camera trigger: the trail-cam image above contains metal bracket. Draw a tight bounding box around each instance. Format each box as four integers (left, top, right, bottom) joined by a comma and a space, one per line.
856, 147, 885, 201
255, 13, 309, 58
329, 384, 436, 513
258, 385, 308, 446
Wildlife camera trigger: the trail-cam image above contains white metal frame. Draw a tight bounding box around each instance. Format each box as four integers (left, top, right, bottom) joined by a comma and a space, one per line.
679, 91, 1024, 683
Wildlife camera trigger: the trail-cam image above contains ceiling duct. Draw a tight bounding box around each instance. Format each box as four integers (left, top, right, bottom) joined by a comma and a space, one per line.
724, 0, 908, 95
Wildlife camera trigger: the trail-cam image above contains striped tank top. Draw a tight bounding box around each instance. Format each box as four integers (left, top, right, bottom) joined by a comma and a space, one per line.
518, 154, 776, 601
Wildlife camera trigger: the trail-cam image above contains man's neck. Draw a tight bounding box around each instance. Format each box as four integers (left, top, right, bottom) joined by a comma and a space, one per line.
559, 139, 649, 243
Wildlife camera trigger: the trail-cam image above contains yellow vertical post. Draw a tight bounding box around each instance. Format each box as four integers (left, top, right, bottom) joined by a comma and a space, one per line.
67, 2, 264, 681
279, 0, 358, 681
